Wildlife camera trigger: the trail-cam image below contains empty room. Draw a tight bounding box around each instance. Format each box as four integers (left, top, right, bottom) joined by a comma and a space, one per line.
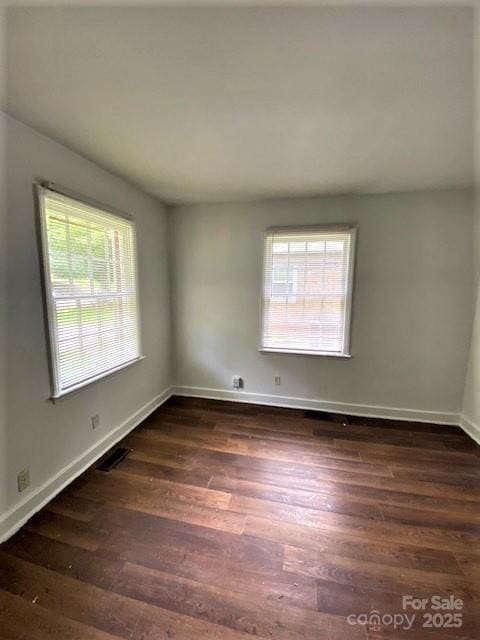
0, 1, 479, 639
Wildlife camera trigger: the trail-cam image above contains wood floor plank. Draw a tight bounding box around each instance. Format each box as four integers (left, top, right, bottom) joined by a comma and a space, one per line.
1, 529, 124, 591
312, 423, 460, 452
243, 515, 462, 574
91, 503, 284, 571
194, 447, 480, 503
136, 425, 399, 473
45, 493, 103, 522
0, 589, 123, 640
283, 546, 475, 599
334, 437, 480, 465
214, 416, 318, 436
25, 510, 108, 551
145, 408, 217, 430
210, 473, 384, 520
204, 462, 480, 516
113, 456, 212, 487
316, 577, 402, 617
379, 504, 480, 533
1, 395, 478, 640
71, 469, 246, 533
131, 604, 257, 640
121, 433, 199, 469
0, 552, 141, 639
0, 554, 263, 640
98, 525, 317, 610
390, 467, 480, 485
230, 495, 480, 553
157, 405, 318, 435
114, 561, 364, 640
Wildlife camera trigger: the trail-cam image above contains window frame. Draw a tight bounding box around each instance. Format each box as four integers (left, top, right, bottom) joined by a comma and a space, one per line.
35, 181, 144, 401
258, 224, 357, 358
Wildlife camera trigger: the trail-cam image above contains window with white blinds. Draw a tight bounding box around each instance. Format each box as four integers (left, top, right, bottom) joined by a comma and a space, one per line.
261, 226, 356, 356
37, 186, 142, 398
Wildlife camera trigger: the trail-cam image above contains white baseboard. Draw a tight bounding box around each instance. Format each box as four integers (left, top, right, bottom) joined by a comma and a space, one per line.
459, 414, 480, 446
171, 385, 459, 426
0, 386, 172, 543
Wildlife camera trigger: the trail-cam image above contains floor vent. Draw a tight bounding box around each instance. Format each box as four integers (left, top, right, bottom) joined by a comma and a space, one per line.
97, 447, 130, 472
304, 410, 344, 422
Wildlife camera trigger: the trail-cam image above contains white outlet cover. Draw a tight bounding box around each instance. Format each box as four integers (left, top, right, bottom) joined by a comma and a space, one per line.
17, 468, 30, 492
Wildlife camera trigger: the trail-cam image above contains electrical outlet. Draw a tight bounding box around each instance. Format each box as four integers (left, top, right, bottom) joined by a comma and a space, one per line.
233, 376, 244, 390
17, 468, 30, 493
274, 376, 281, 386
91, 414, 100, 430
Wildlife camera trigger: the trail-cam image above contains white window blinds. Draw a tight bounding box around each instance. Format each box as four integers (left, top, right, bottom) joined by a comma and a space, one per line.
261, 226, 356, 356
38, 187, 141, 397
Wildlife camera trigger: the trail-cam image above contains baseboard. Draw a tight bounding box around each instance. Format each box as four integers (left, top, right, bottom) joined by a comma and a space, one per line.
171, 385, 459, 425
459, 414, 480, 446
0, 386, 172, 543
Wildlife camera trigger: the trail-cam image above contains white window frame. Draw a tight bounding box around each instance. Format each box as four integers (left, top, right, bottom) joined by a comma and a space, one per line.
259, 224, 357, 358
35, 182, 144, 400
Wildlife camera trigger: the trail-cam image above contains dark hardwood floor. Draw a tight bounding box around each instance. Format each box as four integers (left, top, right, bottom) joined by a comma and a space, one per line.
1, 396, 479, 639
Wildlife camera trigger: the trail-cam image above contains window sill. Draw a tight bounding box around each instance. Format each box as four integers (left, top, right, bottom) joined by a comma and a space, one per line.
51, 355, 146, 402
259, 348, 352, 358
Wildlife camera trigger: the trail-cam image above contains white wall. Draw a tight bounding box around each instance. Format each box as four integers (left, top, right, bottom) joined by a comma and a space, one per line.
0, 110, 7, 529
462, 278, 480, 443
171, 189, 473, 422
0, 113, 171, 540
460, 7, 480, 444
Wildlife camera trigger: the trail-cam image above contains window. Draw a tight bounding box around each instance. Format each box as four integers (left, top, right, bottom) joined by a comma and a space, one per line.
37, 185, 142, 398
261, 225, 356, 356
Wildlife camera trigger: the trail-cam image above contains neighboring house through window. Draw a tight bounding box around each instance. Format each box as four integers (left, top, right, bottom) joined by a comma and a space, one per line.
261, 225, 356, 356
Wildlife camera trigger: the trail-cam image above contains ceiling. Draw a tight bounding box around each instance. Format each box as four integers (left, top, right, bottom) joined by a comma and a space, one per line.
5, 4, 474, 204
